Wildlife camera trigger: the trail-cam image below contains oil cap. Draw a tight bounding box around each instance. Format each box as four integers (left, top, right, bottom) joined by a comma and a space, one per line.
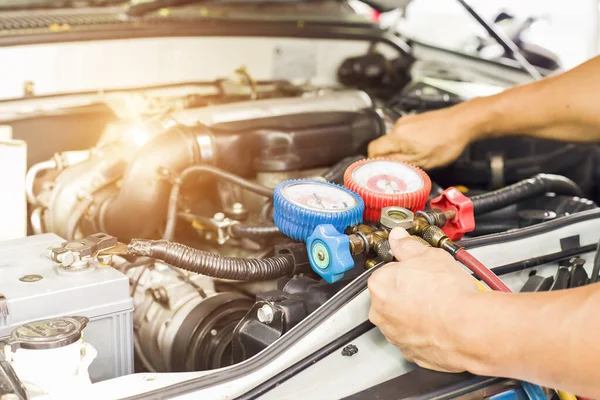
5, 316, 88, 350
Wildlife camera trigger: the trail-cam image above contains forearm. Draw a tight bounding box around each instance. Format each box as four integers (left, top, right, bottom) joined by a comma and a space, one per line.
456, 285, 600, 397
454, 55, 600, 143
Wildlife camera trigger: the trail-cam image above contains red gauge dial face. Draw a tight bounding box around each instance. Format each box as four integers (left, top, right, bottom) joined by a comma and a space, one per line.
366, 174, 408, 194
352, 160, 424, 194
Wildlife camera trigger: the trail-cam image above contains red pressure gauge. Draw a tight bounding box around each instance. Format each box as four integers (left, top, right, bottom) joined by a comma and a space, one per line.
344, 158, 431, 222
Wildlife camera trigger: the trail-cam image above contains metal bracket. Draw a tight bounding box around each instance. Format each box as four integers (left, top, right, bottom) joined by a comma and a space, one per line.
46, 232, 126, 270
0, 350, 27, 400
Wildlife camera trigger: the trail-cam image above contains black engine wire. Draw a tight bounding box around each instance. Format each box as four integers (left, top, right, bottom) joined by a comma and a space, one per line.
163, 164, 274, 241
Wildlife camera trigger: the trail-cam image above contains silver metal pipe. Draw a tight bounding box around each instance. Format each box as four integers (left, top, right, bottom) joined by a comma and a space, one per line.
25, 160, 56, 205
30, 207, 45, 235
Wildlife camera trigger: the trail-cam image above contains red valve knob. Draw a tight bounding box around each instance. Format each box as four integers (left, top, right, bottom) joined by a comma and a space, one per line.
344, 158, 431, 222
429, 187, 475, 240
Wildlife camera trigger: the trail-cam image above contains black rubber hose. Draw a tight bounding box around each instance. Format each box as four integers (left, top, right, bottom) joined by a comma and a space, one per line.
469, 223, 518, 237
321, 155, 365, 184
163, 165, 274, 240
471, 174, 582, 216
128, 239, 295, 281
591, 238, 600, 283
229, 223, 281, 239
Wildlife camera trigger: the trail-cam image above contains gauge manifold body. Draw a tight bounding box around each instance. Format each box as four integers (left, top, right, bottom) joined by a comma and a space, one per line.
273, 179, 364, 241
344, 158, 431, 222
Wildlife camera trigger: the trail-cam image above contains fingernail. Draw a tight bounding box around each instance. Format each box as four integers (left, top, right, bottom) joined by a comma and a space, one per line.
389, 227, 409, 241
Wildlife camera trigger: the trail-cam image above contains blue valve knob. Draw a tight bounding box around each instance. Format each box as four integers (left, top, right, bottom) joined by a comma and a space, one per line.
306, 224, 354, 284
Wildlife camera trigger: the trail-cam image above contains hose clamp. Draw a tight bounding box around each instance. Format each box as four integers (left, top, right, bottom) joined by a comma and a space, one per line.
196, 133, 215, 164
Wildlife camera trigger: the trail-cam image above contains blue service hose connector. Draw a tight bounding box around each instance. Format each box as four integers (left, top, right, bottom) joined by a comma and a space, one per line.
306, 224, 354, 283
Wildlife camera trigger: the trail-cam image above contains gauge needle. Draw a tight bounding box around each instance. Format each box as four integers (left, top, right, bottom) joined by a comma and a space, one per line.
382, 176, 399, 193
313, 193, 325, 208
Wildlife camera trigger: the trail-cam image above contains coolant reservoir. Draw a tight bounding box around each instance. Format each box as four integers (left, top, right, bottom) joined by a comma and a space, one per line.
3, 316, 97, 398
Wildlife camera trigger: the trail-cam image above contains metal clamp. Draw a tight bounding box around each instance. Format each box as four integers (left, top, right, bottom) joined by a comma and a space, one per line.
46, 233, 126, 271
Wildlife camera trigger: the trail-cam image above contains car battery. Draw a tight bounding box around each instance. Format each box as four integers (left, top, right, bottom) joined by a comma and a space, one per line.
0, 233, 134, 382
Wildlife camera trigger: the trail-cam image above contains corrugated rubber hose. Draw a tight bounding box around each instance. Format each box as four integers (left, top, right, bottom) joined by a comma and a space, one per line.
128, 239, 295, 281
471, 173, 582, 216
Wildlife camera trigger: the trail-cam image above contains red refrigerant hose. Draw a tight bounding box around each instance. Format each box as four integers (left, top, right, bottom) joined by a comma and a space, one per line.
455, 248, 512, 293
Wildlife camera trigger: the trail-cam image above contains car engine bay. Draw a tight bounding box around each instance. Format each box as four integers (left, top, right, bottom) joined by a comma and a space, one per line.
1, 3, 600, 399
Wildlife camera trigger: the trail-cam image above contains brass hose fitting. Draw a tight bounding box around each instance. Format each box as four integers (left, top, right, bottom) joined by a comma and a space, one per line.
420, 225, 461, 256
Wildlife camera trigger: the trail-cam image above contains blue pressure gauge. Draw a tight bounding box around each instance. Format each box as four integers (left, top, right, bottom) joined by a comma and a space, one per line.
273, 180, 364, 242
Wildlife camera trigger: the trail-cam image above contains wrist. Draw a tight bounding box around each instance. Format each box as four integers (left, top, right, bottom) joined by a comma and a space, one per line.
447, 291, 508, 376
445, 96, 499, 144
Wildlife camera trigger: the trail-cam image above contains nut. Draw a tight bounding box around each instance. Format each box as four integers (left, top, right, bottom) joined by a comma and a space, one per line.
257, 304, 274, 324
379, 207, 414, 231
213, 212, 226, 222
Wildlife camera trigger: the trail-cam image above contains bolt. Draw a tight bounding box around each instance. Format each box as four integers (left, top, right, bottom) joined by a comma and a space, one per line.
45, 245, 63, 261
341, 344, 358, 357
213, 212, 225, 222
317, 250, 325, 261
57, 250, 75, 267
257, 304, 274, 324
151, 287, 169, 306
210, 329, 218, 336
232, 203, 243, 211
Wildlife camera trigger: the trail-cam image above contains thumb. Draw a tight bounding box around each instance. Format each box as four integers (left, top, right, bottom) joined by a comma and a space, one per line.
389, 227, 429, 261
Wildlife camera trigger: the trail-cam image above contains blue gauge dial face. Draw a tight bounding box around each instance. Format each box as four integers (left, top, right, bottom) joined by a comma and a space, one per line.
281, 182, 357, 212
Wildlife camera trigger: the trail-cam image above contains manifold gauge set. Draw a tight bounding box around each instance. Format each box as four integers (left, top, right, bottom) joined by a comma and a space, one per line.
273, 157, 437, 283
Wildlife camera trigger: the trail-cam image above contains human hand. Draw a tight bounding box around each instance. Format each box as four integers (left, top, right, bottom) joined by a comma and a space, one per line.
368, 228, 480, 373
368, 107, 478, 170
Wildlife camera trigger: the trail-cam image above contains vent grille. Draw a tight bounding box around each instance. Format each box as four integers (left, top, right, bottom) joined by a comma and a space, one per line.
0, 12, 125, 30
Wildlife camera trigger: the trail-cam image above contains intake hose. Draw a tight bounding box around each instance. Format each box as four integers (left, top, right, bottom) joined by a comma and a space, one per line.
229, 223, 281, 239
128, 239, 295, 281
471, 174, 583, 216
100, 126, 202, 241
